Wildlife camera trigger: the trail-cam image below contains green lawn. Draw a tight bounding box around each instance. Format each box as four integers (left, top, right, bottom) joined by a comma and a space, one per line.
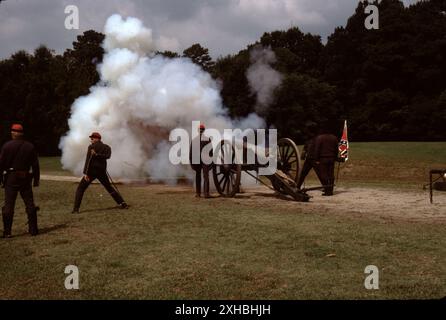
349, 142, 446, 162
38, 157, 72, 176
0, 142, 445, 299
298, 142, 446, 189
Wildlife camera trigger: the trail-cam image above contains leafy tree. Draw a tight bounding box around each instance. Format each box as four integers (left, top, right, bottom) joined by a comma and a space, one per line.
183, 43, 215, 72
0, 31, 105, 154
59, 31, 104, 148
321, 0, 446, 141
259, 27, 323, 76
213, 51, 256, 118
0, 51, 31, 146
156, 50, 180, 59
268, 73, 342, 143
63, 30, 105, 91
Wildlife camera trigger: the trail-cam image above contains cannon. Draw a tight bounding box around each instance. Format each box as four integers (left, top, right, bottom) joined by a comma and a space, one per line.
212, 136, 311, 201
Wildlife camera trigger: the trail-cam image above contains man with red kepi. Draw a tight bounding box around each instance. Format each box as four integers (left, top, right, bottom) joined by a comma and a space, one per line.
72, 132, 129, 213
190, 123, 212, 198
0, 124, 40, 238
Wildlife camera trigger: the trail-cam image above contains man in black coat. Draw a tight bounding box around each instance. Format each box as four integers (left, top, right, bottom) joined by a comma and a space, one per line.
72, 132, 129, 213
190, 124, 211, 198
314, 127, 339, 196
0, 124, 40, 238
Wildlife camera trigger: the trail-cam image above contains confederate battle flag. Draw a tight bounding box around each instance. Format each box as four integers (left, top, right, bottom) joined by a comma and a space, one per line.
338, 120, 349, 162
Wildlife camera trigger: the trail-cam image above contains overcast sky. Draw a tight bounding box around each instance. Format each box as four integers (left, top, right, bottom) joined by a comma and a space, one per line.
0, 0, 420, 59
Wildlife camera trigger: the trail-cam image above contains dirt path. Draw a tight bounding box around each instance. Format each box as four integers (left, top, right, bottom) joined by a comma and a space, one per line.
40, 174, 80, 182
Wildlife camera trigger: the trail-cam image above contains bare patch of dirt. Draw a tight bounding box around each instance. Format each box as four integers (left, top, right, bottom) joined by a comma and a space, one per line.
142, 183, 446, 224
241, 185, 446, 223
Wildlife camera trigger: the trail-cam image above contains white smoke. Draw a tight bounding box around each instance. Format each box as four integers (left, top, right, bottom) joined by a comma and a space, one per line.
59, 14, 265, 181
246, 46, 283, 115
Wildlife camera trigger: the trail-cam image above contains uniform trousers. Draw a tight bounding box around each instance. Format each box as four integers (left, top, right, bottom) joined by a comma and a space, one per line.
73, 172, 124, 211
2, 172, 38, 236
317, 159, 336, 195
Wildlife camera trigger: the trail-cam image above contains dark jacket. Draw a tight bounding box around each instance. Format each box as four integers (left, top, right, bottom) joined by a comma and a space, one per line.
314, 133, 338, 162
0, 138, 40, 185
301, 137, 317, 161
189, 133, 211, 170
83, 141, 111, 176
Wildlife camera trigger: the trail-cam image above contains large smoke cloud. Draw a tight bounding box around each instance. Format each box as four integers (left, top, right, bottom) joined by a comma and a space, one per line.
246, 46, 283, 115
59, 14, 264, 181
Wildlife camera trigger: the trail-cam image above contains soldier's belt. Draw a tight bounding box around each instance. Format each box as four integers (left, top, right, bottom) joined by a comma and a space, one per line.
7, 169, 30, 178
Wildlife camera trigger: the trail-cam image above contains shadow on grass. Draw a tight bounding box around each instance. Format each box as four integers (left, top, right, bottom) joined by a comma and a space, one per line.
246, 191, 299, 202
12, 223, 69, 238
232, 194, 252, 199
78, 206, 129, 214
39, 223, 70, 235
154, 190, 192, 195
332, 189, 350, 195
219, 191, 300, 202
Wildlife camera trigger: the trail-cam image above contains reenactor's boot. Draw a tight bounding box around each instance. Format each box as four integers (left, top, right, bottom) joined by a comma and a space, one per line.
119, 202, 129, 209
2, 211, 12, 238
110, 191, 124, 206
26, 207, 39, 236
73, 188, 85, 214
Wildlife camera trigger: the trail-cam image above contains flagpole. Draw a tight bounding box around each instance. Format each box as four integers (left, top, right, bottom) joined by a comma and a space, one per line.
336, 161, 341, 185
336, 120, 349, 188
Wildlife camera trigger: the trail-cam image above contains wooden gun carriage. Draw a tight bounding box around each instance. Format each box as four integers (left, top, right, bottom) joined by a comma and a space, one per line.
212, 135, 311, 202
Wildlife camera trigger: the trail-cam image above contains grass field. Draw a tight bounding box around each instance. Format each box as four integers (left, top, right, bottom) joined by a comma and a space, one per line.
0, 142, 445, 299
339, 142, 446, 186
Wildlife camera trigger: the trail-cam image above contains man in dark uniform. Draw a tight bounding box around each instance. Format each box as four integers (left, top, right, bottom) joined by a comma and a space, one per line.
0, 124, 40, 238
296, 126, 323, 189
190, 124, 211, 198
314, 126, 339, 196
72, 132, 129, 213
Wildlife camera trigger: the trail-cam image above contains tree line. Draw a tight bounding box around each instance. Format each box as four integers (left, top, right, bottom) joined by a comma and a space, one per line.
1, 0, 445, 155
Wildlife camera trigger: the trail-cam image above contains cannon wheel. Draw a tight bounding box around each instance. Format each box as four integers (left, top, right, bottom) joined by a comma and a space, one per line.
213, 140, 242, 197
273, 138, 301, 192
